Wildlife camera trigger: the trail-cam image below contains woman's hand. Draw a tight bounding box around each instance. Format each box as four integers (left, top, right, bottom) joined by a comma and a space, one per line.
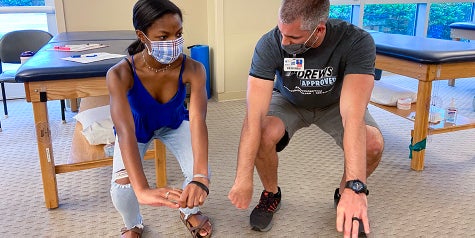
178, 177, 210, 208
136, 187, 183, 208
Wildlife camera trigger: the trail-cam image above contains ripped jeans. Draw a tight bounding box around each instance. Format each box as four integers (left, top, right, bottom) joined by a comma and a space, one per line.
110, 121, 203, 230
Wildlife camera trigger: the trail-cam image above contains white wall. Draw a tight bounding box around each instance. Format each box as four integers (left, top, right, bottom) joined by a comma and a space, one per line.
54, 0, 279, 101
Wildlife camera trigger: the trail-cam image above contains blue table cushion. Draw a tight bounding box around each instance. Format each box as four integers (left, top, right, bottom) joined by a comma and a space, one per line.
49, 30, 136, 43
15, 31, 475, 83
449, 22, 475, 30
15, 39, 132, 83
370, 32, 475, 64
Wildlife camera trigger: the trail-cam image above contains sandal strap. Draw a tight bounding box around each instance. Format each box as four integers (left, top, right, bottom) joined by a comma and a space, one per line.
121, 226, 143, 237
180, 211, 212, 238
189, 216, 208, 234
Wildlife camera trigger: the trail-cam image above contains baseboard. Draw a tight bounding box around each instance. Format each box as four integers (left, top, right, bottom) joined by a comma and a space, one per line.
216, 91, 246, 102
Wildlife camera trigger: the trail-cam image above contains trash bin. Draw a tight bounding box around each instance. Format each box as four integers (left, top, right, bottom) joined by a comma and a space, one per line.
188, 45, 211, 99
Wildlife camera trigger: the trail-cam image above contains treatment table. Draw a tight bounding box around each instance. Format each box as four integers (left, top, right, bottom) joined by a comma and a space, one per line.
450, 21, 475, 41
370, 32, 475, 171
16, 31, 167, 209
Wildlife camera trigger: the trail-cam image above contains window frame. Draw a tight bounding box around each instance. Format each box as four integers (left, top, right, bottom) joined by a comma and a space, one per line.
330, 0, 474, 37
0, 0, 56, 35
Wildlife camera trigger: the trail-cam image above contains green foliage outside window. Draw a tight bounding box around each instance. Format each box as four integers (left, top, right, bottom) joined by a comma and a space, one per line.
428, 3, 473, 39
363, 4, 417, 36
330, 5, 352, 23
330, 3, 474, 40
0, 0, 44, 6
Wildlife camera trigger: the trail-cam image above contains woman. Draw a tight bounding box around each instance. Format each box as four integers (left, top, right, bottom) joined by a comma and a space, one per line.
107, 0, 212, 237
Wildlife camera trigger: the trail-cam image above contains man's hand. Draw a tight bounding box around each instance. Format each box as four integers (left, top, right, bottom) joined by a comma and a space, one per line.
136, 187, 182, 208
336, 188, 370, 238
228, 180, 254, 209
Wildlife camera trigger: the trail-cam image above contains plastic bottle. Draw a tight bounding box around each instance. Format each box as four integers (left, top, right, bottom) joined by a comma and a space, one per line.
20, 51, 35, 64
445, 98, 457, 124
103, 139, 115, 158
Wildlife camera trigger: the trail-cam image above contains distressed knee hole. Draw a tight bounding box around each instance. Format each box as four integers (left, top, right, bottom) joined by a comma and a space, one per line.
114, 169, 130, 185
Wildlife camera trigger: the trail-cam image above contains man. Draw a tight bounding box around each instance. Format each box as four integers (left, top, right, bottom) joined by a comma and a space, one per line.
228, 0, 384, 237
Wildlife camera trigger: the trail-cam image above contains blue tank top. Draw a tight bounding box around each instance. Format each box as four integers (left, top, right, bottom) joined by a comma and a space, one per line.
125, 55, 188, 143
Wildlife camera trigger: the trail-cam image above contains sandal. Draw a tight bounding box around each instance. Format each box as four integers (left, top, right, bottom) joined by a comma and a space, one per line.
180, 211, 213, 238
120, 226, 143, 238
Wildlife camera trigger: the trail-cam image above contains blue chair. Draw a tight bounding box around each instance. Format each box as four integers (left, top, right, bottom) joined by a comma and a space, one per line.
0, 30, 66, 131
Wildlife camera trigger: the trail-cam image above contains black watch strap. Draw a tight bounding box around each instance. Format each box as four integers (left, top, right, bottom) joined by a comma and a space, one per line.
345, 179, 369, 195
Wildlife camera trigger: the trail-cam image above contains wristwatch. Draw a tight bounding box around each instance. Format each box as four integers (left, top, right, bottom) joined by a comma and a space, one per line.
345, 179, 369, 195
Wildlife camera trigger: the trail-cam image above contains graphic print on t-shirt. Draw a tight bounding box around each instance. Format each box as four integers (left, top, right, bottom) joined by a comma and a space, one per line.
283, 66, 336, 95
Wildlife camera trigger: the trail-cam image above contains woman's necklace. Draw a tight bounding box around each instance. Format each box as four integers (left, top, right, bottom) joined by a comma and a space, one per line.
142, 51, 171, 73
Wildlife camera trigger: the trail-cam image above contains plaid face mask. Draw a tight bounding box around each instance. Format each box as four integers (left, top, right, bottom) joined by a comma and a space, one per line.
143, 34, 184, 64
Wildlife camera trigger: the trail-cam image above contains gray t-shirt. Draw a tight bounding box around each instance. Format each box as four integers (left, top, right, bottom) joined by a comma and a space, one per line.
249, 19, 376, 109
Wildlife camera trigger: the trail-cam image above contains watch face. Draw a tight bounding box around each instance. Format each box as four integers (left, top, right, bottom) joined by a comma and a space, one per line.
346, 180, 367, 194
353, 181, 364, 191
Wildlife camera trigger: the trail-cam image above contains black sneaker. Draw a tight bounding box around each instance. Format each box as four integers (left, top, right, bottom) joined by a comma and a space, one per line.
250, 187, 281, 232
334, 188, 367, 238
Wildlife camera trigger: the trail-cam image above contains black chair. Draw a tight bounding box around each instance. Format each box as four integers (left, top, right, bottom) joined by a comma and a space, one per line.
0, 30, 66, 131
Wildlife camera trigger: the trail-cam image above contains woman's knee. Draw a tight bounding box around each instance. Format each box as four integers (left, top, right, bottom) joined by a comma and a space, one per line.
113, 169, 131, 185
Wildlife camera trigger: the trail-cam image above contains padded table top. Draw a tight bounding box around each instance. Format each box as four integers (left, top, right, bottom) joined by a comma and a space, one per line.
15, 30, 475, 83
449, 22, 475, 30
370, 32, 475, 63
16, 31, 137, 83
49, 30, 136, 43
15, 39, 132, 82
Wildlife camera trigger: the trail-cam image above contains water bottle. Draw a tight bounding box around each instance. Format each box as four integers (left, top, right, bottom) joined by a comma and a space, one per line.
445, 98, 457, 124
20, 51, 35, 64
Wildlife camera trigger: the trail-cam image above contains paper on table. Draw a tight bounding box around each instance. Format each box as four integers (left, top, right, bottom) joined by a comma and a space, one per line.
61, 52, 126, 63
51, 43, 109, 52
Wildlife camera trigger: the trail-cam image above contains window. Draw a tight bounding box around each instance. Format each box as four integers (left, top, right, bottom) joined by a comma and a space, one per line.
0, 0, 45, 6
363, 4, 417, 35
0, 0, 54, 99
428, 2, 474, 40
0, 0, 54, 38
330, 5, 352, 23
329, 1, 475, 39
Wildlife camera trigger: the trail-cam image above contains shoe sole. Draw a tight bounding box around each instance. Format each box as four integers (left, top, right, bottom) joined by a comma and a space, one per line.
250, 202, 281, 232
251, 223, 273, 232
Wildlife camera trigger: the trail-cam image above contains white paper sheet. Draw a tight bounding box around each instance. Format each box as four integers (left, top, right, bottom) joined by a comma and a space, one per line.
51, 43, 109, 52
61, 52, 126, 64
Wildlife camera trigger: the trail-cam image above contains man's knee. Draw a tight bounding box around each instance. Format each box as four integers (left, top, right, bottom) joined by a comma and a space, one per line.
366, 126, 384, 162
367, 137, 384, 158
259, 117, 286, 152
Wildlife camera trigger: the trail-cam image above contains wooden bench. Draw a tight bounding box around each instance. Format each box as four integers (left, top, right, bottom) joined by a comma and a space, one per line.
371, 32, 475, 170
67, 95, 168, 187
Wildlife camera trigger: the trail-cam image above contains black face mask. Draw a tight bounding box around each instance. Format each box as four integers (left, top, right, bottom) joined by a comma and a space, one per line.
281, 26, 318, 55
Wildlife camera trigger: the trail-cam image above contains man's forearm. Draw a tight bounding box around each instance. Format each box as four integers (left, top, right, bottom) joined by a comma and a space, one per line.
234, 120, 261, 182
342, 120, 367, 182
